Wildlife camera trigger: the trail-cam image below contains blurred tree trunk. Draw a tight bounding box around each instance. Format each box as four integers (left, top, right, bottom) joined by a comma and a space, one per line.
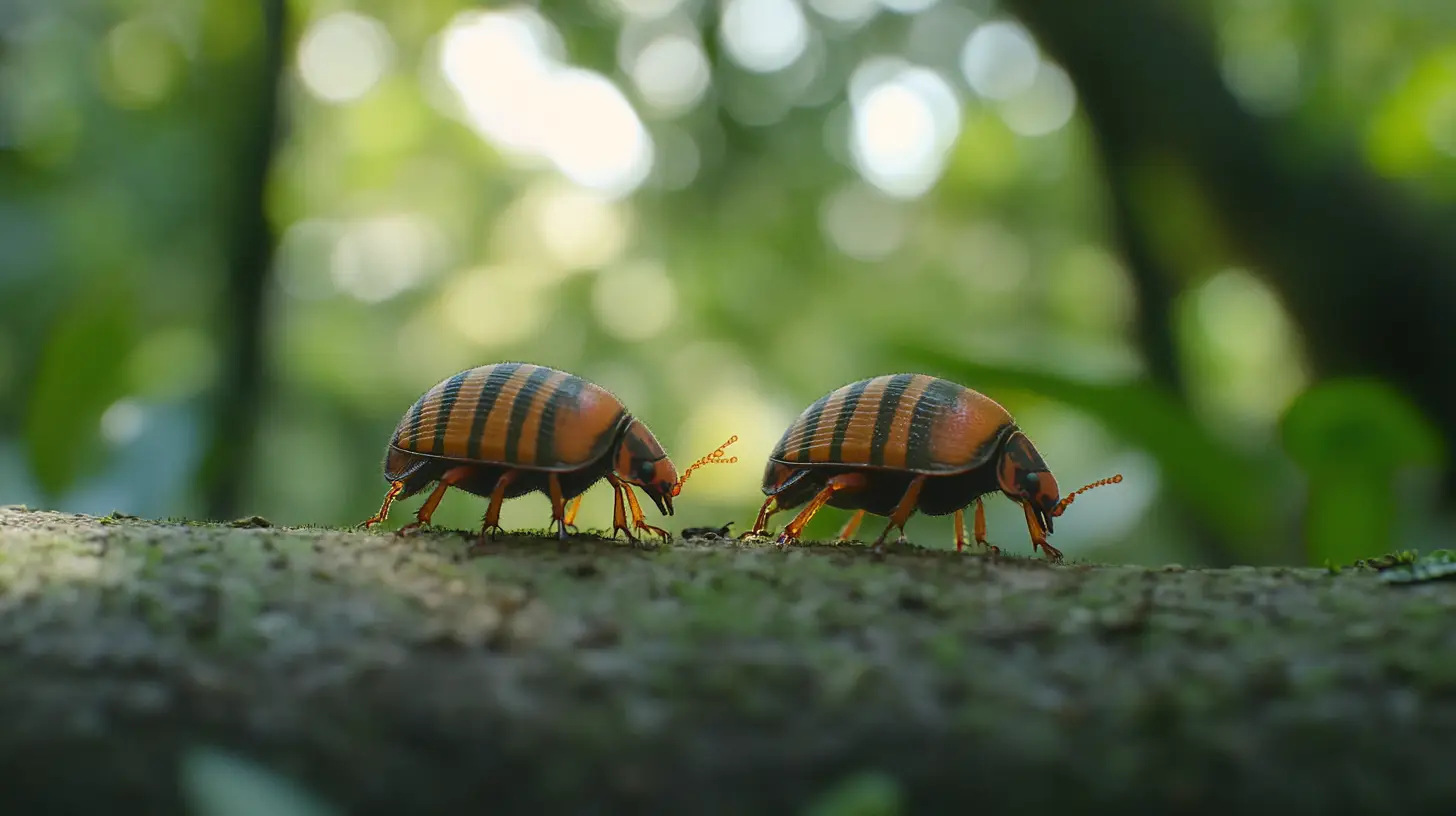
195, 0, 288, 520
1007, 0, 1456, 499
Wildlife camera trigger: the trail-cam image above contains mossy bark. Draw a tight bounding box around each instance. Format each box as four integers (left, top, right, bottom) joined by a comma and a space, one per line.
0, 506, 1453, 815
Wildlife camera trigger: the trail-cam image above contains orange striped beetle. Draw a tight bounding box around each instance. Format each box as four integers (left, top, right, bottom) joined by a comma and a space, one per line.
360, 362, 737, 548
746, 373, 1121, 562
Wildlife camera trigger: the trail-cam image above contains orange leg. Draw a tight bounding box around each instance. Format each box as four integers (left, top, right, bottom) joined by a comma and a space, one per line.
469, 469, 519, 551
837, 509, 866, 542
622, 480, 671, 543
396, 466, 473, 536
974, 499, 1000, 556
359, 480, 405, 528
604, 474, 669, 546
953, 508, 967, 552
776, 472, 869, 547
746, 495, 780, 540
547, 474, 569, 540
872, 475, 925, 552
562, 495, 583, 532
1022, 500, 1063, 563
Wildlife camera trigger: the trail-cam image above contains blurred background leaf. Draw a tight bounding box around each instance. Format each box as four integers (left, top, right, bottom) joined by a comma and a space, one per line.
24, 285, 137, 497
1281, 377, 1445, 566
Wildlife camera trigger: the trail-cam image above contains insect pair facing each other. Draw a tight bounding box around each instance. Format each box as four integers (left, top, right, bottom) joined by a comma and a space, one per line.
359, 362, 736, 549
747, 373, 1122, 563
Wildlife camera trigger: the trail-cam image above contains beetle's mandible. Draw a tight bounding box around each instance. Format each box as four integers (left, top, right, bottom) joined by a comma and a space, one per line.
745, 373, 1121, 562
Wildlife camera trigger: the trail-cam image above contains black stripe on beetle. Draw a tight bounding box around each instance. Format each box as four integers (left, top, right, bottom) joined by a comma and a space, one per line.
504, 365, 555, 462
431, 370, 471, 456
869, 373, 915, 466
404, 396, 427, 449
792, 393, 832, 461
828, 378, 871, 462
467, 362, 524, 459
534, 373, 583, 466
905, 378, 962, 470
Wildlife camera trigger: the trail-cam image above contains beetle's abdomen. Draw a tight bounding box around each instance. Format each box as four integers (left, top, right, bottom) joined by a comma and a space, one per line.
768, 374, 1015, 475
389, 362, 626, 470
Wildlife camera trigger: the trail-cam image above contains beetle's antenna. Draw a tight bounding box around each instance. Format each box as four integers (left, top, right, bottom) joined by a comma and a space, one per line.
359, 480, 406, 528
1052, 474, 1122, 517
671, 435, 740, 497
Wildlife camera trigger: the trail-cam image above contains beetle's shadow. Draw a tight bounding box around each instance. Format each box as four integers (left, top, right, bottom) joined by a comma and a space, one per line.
390, 526, 670, 561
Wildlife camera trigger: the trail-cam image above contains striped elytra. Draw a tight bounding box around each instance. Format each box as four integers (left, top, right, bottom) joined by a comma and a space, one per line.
387, 363, 627, 475
748, 374, 1122, 562
361, 362, 682, 548
766, 374, 1014, 475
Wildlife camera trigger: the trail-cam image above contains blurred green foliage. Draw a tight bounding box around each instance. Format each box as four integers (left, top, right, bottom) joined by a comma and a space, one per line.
3, 0, 1455, 566
1282, 378, 1444, 566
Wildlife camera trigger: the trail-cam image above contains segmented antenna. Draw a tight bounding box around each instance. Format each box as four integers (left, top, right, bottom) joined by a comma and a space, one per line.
671, 435, 740, 497
1052, 474, 1123, 517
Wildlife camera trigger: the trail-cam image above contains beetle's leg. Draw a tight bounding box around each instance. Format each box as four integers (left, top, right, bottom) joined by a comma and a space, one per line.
607, 477, 634, 543
745, 496, 779, 540
974, 499, 1000, 556
359, 480, 405, 529
953, 508, 967, 552
836, 509, 865, 542
397, 466, 472, 536
599, 472, 652, 547
1021, 500, 1063, 563
872, 475, 925, 553
621, 482, 671, 543
777, 473, 869, 547
471, 469, 519, 549
562, 495, 584, 534
547, 474, 569, 541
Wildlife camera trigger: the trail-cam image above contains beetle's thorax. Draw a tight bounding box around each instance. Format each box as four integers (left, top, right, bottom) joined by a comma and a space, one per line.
996, 431, 1055, 497
613, 417, 678, 482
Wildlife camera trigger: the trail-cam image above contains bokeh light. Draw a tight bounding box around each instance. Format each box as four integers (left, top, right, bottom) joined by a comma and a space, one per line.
438, 8, 654, 198
720, 0, 811, 74
592, 260, 679, 342
961, 20, 1040, 101
849, 60, 961, 199
297, 12, 395, 105
99, 17, 183, 109
328, 214, 445, 303
628, 32, 712, 115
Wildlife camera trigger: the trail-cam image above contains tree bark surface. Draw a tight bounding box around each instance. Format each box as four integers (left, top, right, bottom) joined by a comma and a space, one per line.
0, 507, 1452, 815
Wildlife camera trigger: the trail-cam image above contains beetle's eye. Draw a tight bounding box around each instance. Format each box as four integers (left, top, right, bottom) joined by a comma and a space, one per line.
1023, 472, 1039, 491
636, 459, 657, 481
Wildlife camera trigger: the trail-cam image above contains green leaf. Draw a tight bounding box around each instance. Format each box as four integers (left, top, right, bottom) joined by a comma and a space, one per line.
24, 288, 137, 497
1281, 377, 1444, 473
179, 746, 340, 816
803, 770, 903, 816
1281, 378, 1444, 565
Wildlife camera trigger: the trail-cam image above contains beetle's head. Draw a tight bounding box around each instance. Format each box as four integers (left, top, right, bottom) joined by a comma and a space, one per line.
996, 430, 1060, 535
615, 418, 678, 516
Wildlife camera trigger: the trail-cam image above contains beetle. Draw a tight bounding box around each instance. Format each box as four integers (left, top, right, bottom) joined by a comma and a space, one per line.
359, 362, 687, 548
744, 373, 1121, 561
681, 522, 734, 540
